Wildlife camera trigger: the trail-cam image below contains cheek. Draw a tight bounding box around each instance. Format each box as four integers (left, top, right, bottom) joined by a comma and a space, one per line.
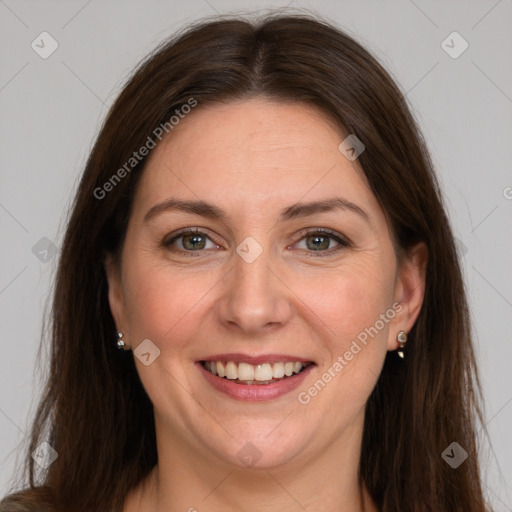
293, 267, 394, 421
121, 257, 209, 349
298, 260, 395, 350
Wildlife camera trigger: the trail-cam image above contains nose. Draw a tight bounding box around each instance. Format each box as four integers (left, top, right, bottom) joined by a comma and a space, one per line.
215, 242, 292, 335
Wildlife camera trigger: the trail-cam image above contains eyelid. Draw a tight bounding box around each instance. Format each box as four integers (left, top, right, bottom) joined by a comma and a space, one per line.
294, 227, 351, 246
161, 227, 222, 251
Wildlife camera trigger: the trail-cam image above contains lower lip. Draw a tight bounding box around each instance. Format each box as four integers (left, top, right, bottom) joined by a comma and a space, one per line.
196, 362, 314, 401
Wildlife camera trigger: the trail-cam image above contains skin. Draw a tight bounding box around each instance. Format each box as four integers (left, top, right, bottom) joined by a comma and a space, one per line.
105, 97, 427, 512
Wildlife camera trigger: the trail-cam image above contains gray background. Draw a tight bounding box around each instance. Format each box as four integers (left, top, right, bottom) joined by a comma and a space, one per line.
1, 0, 511, 508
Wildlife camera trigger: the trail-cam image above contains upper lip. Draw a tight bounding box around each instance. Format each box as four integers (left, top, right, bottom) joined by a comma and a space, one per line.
198, 353, 315, 365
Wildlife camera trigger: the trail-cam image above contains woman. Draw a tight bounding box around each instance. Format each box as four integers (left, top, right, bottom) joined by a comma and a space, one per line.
1, 12, 489, 512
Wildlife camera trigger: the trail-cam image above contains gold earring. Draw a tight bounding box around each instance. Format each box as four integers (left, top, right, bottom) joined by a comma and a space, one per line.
397, 330, 407, 359
116, 332, 130, 351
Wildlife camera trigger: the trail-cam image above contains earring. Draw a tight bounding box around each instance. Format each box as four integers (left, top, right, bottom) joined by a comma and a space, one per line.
397, 330, 407, 358
116, 332, 130, 351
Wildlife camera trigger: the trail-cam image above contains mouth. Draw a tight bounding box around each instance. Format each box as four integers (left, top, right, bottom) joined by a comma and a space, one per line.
196, 356, 316, 401
200, 360, 313, 385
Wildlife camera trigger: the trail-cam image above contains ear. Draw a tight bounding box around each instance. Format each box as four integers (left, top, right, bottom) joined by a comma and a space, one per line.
104, 253, 126, 334
388, 242, 428, 351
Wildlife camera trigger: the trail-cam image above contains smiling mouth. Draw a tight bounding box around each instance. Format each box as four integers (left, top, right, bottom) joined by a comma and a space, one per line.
201, 360, 314, 385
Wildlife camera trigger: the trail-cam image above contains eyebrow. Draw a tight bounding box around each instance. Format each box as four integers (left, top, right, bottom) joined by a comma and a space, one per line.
143, 196, 371, 226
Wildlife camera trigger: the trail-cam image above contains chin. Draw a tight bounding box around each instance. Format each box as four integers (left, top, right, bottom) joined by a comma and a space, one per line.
211, 427, 312, 471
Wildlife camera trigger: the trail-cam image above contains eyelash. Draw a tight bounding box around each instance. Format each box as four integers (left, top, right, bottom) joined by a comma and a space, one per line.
162, 227, 351, 258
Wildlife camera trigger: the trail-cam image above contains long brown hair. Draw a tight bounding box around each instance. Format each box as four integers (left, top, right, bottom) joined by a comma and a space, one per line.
1, 12, 489, 512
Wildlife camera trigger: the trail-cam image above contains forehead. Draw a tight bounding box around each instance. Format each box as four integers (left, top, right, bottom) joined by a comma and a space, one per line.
132, 98, 378, 223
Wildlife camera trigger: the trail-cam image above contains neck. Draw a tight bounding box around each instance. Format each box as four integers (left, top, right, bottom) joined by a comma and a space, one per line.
124, 410, 378, 512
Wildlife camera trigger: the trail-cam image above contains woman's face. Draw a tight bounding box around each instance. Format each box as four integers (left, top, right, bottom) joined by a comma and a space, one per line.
106, 98, 426, 471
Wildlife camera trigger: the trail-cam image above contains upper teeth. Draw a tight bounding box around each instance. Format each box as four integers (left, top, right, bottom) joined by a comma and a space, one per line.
203, 361, 308, 381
